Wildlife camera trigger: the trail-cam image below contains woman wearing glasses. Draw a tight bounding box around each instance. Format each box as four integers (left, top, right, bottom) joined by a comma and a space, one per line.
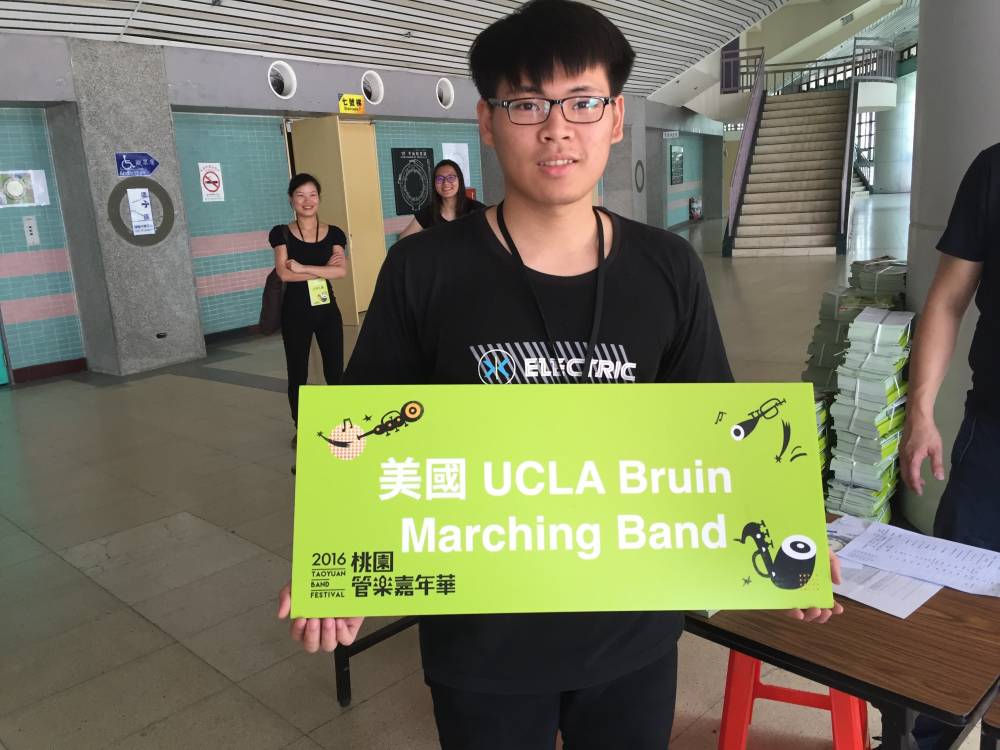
398, 158, 485, 239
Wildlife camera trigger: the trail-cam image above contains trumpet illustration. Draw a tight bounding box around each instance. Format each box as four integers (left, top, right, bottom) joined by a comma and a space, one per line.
360, 400, 424, 438
317, 400, 425, 458
730, 397, 785, 441
735, 520, 817, 590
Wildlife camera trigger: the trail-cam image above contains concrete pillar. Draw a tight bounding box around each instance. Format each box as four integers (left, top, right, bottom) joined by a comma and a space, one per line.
481, 144, 505, 205
902, 0, 1000, 531
603, 126, 633, 218
46, 103, 118, 373
645, 128, 665, 229
602, 95, 647, 222
873, 72, 916, 194
61, 39, 204, 375
701, 135, 724, 220
629, 100, 647, 224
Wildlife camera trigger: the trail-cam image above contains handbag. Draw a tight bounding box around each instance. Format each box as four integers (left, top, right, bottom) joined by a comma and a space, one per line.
258, 226, 288, 335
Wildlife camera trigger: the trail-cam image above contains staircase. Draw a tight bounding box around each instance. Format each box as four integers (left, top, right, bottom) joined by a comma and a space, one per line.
733, 90, 849, 257
851, 173, 870, 196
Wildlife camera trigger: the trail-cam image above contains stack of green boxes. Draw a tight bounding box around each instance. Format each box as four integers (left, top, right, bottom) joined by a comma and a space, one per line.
826, 307, 915, 522
802, 285, 898, 396
850, 257, 907, 297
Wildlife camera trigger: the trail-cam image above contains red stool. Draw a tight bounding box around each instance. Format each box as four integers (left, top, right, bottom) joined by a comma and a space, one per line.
718, 649, 870, 750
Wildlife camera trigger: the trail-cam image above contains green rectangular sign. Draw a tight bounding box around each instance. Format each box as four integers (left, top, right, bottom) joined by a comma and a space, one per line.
291, 383, 832, 618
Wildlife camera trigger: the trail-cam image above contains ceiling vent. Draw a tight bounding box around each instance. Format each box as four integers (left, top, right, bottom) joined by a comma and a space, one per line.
840, 12, 855, 25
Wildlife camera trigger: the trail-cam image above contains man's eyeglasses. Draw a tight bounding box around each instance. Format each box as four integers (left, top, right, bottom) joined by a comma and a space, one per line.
488, 96, 614, 125
434, 174, 458, 184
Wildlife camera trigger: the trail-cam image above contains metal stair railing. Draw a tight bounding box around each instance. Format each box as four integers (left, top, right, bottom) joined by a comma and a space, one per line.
853, 144, 874, 191
722, 49, 766, 256
720, 38, 896, 256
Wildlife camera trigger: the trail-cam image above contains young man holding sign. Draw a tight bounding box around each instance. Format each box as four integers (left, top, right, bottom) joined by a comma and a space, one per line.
278, 1, 840, 746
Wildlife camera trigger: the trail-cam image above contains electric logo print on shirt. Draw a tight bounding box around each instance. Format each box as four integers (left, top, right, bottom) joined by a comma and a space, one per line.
471, 341, 637, 384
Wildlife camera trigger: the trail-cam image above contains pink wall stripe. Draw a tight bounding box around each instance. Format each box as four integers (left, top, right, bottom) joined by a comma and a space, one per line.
190, 230, 272, 258
0, 293, 79, 324
196, 267, 271, 298
0, 248, 71, 278
383, 216, 413, 234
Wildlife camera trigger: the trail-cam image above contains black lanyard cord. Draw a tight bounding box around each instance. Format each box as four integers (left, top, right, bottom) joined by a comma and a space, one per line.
295, 218, 319, 244
496, 201, 607, 384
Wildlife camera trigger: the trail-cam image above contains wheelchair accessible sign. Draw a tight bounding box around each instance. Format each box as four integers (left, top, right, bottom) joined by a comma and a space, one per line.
291, 383, 833, 618
115, 152, 159, 177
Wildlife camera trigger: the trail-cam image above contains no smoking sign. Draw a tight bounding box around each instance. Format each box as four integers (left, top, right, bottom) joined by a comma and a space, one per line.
198, 162, 225, 202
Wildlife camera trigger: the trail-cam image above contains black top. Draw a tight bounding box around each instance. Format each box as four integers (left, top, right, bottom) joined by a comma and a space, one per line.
268, 223, 347, 311
345, 209, 733, 694
413, 199, 486, 229
937, 144, 1000, 419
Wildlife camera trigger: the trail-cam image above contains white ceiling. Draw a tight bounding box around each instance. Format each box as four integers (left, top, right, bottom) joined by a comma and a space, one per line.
2, 0, 788, 95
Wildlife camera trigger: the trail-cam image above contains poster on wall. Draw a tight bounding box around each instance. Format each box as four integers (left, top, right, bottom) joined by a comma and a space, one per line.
199, 162, 225, 202
670, 146, 684, 186
392, 148, 434, 215
126, 187, 156, 236
0, 170, 50, 208
441, 142, 471, 186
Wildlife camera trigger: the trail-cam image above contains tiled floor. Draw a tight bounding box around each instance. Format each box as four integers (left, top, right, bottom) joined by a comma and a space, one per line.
0, 194, 982, 749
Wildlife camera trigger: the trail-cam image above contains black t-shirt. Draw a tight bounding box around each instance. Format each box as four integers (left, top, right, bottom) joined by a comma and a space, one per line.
937, 144, 1000, 419
269, 224, 347, 312
345, 209, 733, 694
414, 199, 486, 229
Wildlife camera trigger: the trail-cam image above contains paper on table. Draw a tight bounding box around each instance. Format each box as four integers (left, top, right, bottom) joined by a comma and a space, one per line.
839, 523, 1000, 597
836, 566, 941, 619
827, 516, 942, 618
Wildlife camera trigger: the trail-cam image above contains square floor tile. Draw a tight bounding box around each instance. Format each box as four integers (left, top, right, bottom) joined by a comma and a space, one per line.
0, 554, 125, 655
281, 738, 324, 750
26, 491, 183, 551
0, 608, 172, 716
0, 532, 47, 569
182, 601, 302, 682
232, 507, 294, 554
0, 515, 21, 541
61, 512, 263, 603
310, 671, 437, 750
106, 686, 301, 750
240, 619, 421, 733
133, 552, 290, 640
0, 644, 228, 750
1, 468, 142, 529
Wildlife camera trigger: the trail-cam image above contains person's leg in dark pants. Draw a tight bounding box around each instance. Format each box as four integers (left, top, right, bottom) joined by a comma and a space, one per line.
910, 412, 1000, 750
560, 650, 678, 750
931, 412, 1000, 553
281, 311, 314, 425
429, 650, 678, 750
429, 683, 559, 750
313, 307, 344, 385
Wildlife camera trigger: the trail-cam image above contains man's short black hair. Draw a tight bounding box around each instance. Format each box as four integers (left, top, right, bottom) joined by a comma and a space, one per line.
469, 0, 635, 100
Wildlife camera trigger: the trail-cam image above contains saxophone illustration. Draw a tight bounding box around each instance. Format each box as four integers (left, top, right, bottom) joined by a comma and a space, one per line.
736, 521, 817, 590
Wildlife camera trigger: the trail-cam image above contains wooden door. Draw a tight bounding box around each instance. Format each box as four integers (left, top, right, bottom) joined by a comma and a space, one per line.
338, 120, 387, 313
290, 115, 359, 325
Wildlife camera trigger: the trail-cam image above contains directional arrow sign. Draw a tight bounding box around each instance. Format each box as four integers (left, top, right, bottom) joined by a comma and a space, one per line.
116, 152, 160, 177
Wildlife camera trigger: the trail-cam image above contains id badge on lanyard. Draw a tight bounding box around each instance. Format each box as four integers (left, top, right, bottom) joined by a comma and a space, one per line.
308, 278, 331, 306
